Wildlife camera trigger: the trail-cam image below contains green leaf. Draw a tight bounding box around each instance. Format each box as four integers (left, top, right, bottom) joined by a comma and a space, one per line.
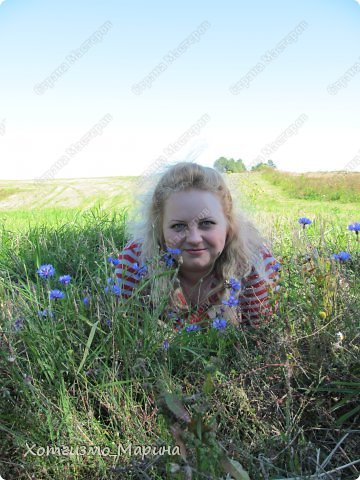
221, 457, 251, 480
335, 404, 360, 426
163, 393, 191, 423
76, 320, 99, 374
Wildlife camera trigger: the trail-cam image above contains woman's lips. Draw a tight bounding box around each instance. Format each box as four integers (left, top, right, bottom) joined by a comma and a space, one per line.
185, 249, 206, 255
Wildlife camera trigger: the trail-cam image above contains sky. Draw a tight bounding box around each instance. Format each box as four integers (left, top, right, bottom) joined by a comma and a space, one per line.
0, 0, 360, 180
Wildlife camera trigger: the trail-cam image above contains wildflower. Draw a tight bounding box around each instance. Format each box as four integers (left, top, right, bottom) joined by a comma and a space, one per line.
212, 317, 227, 330
272, 262, 282, 272
332, 251, 351, 261
222, 296, 239, 307
348, 222, 360, 232
59, 274, 71, 285
111, 285, 121, 296
333, 331, 344, 350
13, 318, 24, 331
107, 256, 120, 266
106, 319, 112, 328
318, 311, 327, 320
164, 254, 176, 268
37, 264, 55, 279
227, 277, 241, 291
185, 324, 201, 332
133, 262, 148, 279
82, 296, 90, 306
163, 339, 170, 350
166, 247, 182, 255
49, 289, 65, 300
37, 309, 53, 318
348, 222, 360, 241
298, 217, 312, 228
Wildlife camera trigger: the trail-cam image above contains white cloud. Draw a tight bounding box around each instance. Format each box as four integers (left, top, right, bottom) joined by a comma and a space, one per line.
354, 0, 360, 5
0, 0, 6, 5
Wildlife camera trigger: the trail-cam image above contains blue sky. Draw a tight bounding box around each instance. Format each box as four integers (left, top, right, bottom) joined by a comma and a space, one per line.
1, 0, 360, 179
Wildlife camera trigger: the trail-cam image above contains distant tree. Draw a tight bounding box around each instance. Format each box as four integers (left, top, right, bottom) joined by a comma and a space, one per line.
214, 157, 246, 173
251, 160, 277, 171
267, 159, 277, 169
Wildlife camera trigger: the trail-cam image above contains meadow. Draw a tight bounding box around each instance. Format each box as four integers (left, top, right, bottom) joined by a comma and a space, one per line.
0, 171, 359, 479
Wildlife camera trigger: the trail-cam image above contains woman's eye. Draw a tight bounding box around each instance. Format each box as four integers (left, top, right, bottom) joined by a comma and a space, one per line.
171, 224, 185, 230
200, 220, 214, 227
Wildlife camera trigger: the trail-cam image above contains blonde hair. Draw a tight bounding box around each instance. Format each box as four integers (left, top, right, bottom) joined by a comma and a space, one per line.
126, 161, 269, 308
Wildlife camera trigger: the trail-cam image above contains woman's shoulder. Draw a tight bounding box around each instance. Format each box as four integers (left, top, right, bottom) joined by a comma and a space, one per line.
243, 244, 278, 285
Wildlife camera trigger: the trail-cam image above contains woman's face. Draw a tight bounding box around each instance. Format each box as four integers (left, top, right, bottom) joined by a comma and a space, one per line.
162, 189, 229, 277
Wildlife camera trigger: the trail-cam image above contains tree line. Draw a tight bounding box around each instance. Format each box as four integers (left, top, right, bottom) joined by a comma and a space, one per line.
213, 157, 277, 173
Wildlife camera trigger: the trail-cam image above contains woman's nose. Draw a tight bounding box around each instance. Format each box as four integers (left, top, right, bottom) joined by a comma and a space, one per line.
186, 227, 202, 243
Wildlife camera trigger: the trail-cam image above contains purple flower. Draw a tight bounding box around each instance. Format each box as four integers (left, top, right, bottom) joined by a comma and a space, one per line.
332, 251, 351, 262
272, 262, 281, 272
348, 222, 360, 232
222, 296, 239, 307
163, 339, 170, 350
82, 297, 90, 306
298, 217, 312, 228
59, 274, 71, 285
164, 254, 176, 268
37, 309, 53, 318
166, 247, 182, 255
185, 324, 201, 332
106, 319, 112, 328
111, 285, 121, 296
228, 277, 241, 291
108, 256, 120, 266
13, 318, 24, 331
133, 262, 148, 279
212, 317, 227, 330
49, 289, 65, 300
37, 264, 55, 279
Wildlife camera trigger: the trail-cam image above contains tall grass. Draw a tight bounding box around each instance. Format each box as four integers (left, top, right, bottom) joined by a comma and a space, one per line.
0, 203, 359, 478
260, 168, 360, 203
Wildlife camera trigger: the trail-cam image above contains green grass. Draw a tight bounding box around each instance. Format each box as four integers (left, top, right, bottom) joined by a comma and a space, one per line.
259, 168, 360, 203
0, 173, 359, 479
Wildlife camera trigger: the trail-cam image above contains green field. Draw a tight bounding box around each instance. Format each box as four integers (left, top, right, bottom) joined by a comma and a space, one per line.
0, 171, 359, 479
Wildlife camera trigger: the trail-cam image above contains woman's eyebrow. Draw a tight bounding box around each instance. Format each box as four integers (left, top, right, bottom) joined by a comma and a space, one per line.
169, 217, 215, 222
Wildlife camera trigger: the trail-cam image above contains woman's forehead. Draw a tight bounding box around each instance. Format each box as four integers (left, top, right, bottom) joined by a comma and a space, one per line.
164, 190, 224, 219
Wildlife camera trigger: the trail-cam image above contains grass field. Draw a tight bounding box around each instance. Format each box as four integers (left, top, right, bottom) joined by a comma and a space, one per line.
0, 171, 359, 479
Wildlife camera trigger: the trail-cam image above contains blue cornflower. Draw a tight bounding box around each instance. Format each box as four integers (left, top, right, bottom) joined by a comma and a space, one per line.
163, 339, 170, 350
164, 254, 176, 268
59, 274, 71, 285
111, 284, 121, 296
272, 262, 282, 272
49, 289, 65, 300
222, 296, 239, 307
82, 297, 90, 306
166, 247, 182, 255
37, 309, 53, 318
185, 324, 201, 332
13, 318, 24, 331
332, 251, 351, 261
229, 277, 241, 291
133, 262, 148, 279
212, 317, 227, 330
298, 217, 312, 228
108, 256, 120, 266
348, 222, 360, 232
37, 264, 55, 279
